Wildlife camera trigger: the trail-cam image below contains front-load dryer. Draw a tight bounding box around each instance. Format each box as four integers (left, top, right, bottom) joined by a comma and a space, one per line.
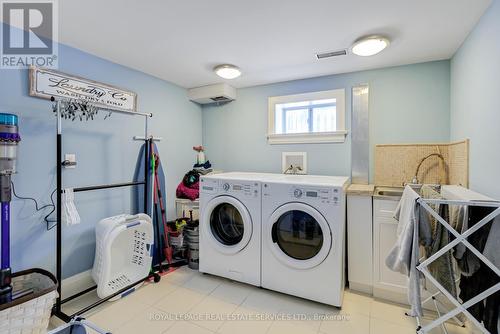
261, 175, 350, 306
199, 173, 261, 286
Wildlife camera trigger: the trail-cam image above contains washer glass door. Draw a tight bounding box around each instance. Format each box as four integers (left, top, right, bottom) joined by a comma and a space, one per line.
203, 195, 252, 254
211, 203, 244, 245
268, 203, 332, 269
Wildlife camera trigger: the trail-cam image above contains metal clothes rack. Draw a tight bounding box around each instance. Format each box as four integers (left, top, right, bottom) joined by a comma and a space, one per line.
413, 196, 500, 334
51, 98, 168, 322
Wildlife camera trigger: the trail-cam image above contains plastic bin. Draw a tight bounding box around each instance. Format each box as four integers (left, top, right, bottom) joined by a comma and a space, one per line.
92, 214, 153, 298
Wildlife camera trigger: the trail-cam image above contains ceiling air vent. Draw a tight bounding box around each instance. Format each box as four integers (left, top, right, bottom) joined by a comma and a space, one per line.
316, 49, 347, 60
211, 96, 230, 102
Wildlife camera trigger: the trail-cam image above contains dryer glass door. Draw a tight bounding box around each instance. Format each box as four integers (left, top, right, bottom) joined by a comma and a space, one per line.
272, 210, 323, 260
267, 202, 332, 269
202, 195, 253, 254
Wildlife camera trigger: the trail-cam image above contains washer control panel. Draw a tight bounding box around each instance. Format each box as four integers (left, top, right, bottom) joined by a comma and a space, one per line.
200, 178, 259, 197
200, 178, 219, 194
289, 186, 340, 205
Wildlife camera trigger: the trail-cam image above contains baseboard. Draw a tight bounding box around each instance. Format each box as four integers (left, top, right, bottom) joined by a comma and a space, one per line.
348, 281, 373, 295
61, 270, 95, 299
373, 287, 409, 306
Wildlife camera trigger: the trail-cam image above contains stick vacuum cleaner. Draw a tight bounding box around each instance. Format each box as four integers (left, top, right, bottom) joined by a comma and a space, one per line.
0, 113, 20, 304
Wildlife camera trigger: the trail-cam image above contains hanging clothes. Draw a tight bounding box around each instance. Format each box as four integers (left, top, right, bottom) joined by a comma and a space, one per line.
457, 206, 500, 334
483, 216, 500, 273
386, 186, 429, 317
420, 185, 457, 298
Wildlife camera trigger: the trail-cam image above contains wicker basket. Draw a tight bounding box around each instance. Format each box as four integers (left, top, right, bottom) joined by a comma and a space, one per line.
0, 268, 58, 334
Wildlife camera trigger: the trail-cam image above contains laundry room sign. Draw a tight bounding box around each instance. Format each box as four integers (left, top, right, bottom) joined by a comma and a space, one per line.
29, 67, 137, 112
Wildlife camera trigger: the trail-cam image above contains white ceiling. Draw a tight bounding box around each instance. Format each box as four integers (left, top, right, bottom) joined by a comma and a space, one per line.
58, 0, 491, 89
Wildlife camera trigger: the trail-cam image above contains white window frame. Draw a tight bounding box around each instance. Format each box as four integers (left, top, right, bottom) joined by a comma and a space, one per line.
267, 89, 347, 144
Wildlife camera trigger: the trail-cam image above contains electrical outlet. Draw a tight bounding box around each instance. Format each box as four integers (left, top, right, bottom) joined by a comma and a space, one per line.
64, 153, 76, 169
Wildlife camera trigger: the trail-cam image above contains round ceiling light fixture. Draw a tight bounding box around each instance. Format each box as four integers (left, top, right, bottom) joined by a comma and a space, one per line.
351, 35, 390, 57
214, 64, 242, 79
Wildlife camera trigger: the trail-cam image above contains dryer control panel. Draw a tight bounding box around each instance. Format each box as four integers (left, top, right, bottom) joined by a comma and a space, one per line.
289, 186, 341, 205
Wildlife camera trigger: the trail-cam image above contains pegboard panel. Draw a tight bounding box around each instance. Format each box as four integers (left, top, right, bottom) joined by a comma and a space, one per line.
374, 140, 469, 187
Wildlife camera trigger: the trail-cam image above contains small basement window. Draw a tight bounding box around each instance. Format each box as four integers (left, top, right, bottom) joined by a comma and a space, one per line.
267, 89, 347, 144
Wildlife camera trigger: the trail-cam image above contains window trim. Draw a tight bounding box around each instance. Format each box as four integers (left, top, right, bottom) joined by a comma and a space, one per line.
267, 89, 347, 144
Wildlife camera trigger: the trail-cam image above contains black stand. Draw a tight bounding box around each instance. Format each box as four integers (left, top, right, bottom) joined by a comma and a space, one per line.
52, 109, 175, 322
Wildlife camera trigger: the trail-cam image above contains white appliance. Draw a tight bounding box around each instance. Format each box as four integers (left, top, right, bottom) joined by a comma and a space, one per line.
261, 175, 350, 306
188, 83, 236, 104
199, 173, 261, 286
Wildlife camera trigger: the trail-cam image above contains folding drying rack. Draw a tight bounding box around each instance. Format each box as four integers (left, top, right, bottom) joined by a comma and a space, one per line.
413, 196, 500, 334
50, 97, 167, 322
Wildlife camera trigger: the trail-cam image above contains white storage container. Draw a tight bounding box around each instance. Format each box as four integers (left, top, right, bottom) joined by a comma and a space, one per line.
92, 214, 153, 298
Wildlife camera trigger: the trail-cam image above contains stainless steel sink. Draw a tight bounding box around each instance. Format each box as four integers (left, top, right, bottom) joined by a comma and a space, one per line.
374, 184, 442, 200
374, 187, 404, 199
377, 190, 404, 197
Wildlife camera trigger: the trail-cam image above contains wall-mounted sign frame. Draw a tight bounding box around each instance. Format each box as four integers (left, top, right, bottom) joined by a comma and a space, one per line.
29, 66, 137, 112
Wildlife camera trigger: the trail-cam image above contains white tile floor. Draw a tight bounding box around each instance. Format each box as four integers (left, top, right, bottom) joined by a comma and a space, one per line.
50, 267, 476, 334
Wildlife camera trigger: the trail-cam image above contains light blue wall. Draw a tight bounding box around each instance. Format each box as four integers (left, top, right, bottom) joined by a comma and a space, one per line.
0, 42, 202, 277
0, 29, 457, 279
451, 1, 500, 199
202, 61, 451, 180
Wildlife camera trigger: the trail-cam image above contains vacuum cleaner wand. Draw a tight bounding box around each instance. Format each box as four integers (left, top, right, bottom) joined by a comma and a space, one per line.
0, 113, 20, 304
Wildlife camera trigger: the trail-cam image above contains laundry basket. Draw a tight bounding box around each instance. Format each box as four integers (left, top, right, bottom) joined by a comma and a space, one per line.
92, 214, 133, 284
92, 214, 153, 298
0, 268, 58, 334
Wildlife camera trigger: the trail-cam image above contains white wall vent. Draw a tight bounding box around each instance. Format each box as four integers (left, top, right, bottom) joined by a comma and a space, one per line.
188, 83, 236, 105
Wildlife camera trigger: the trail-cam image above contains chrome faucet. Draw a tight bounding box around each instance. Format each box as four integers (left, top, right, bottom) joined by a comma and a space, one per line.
412, 153, 446, 184
283, 165, 303, 175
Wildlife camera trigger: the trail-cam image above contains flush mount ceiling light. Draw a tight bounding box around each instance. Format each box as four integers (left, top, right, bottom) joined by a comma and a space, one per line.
351, 35, 390, 57
214, 64, 242, 79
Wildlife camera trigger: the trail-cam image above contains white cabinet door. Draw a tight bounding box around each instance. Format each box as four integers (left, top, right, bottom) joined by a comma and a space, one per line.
373, 199, 409, 303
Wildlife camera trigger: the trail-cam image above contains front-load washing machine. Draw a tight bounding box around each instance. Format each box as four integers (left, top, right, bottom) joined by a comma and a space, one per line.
261, 175, 350, 306
199, 173, 262, 286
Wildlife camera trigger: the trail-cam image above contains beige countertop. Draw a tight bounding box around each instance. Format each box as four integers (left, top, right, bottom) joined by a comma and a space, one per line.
346, 184, 375, 196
